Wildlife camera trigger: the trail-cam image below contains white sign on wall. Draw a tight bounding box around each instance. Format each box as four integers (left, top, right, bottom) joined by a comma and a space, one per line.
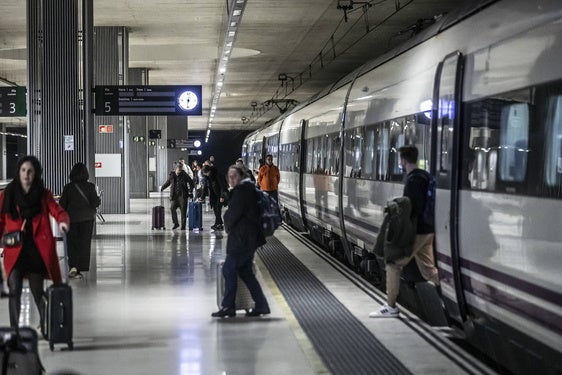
64, 135, 74, 151
95, 153, 122, 177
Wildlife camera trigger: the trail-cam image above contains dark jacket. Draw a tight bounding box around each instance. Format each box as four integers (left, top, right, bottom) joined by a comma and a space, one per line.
203, 166, 227, 207
60, 181, 100, 223
162, 170, 194, 200
404, 168, 433, 234
223, 180, 266, 256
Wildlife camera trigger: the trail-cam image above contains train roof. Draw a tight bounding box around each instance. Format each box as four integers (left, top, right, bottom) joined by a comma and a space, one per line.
246, 0, 502, 135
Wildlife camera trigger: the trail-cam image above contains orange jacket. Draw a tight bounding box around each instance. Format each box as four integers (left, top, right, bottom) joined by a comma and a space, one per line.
257, 164, 280, 192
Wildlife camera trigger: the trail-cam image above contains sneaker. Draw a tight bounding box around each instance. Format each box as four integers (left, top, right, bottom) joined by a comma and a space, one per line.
68, 267, 78, 278
245, 307, 271, 317
211, 224, 218, 230
172, 223, 180, 230
369, 304, 399, 318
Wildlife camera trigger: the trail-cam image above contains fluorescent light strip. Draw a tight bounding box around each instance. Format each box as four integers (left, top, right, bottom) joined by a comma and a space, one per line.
205, 0, 247, 142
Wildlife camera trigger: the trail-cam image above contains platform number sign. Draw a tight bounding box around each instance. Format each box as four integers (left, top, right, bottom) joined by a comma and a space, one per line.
94, 85, 203, 116
0, 87, 26, 117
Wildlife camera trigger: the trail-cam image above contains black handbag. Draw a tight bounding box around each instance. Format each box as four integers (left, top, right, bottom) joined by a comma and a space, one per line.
2, 219, 26, 247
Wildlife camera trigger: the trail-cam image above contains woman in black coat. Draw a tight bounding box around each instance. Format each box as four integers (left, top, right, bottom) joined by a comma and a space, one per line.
211, 165, 269, 318
59, 163, 100, 279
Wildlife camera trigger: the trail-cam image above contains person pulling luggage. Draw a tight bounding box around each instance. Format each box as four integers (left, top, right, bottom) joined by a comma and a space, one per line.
212, 165, 270, 318
0, 156, 69, 328
161, 165, 194, 230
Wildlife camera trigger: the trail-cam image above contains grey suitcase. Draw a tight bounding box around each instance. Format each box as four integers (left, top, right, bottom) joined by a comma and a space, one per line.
216, 261, 255, 312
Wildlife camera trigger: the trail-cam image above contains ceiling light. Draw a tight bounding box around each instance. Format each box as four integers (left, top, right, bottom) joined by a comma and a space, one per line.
228, 31, 235, 37
230, 22, 237, 27
233, 10, 241, 16
217, 82, 223, 87
226, 42, 232, 47
219, 67, 226, 74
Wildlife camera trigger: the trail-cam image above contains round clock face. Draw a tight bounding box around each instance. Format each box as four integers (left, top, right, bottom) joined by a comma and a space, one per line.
178, 91, 198, 111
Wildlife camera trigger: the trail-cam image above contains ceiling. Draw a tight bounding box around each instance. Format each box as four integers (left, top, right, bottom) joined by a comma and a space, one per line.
0, 0, 464, 134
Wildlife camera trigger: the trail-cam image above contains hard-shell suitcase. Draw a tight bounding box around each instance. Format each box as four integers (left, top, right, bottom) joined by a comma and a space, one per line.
0, 326, 43, 374
42, 233, 73, 351
152, 196, 166, 230
216, 261, 255, 312
188, 201, 202, 230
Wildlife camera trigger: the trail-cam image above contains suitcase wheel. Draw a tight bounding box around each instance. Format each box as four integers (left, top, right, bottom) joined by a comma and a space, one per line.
49, 343, 54, 351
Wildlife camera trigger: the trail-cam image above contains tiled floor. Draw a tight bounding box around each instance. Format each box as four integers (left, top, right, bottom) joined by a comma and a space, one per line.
0, 199, 315, 375
0, 198, 493, 375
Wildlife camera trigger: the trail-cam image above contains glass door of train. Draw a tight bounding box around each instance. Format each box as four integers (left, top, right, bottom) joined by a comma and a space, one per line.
433, 52, 468, 323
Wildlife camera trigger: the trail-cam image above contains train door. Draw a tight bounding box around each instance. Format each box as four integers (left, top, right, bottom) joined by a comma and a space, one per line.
433, 52, 468, 324
298, 120, 308, 228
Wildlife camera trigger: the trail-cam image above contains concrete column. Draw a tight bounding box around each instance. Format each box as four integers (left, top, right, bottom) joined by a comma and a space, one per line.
128, 68, 149, 198
93, 26, 129, 213
27, 0, 83, 194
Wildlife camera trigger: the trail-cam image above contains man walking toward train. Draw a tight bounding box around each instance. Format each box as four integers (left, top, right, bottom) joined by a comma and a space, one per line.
370, 145, 440, 318
257, 154, 280, 203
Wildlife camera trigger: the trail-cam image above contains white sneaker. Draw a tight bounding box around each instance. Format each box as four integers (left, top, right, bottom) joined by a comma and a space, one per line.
369, 304, 399, 318
68, 267, 78, 278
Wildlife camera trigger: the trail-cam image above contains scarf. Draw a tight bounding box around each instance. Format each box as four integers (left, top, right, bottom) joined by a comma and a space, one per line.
2, 181, 44, 220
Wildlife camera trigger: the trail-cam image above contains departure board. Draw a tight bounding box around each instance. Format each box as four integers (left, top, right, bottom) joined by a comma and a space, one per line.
0, 87, 26, 117
95, 85, 202, 116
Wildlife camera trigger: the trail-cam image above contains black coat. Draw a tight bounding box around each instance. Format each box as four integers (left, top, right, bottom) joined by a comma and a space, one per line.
404, 168, 432, 234
203, 166, 228, 207
59, 181, 100, 223
161, 171, 193, 200
223, 180, 266, 256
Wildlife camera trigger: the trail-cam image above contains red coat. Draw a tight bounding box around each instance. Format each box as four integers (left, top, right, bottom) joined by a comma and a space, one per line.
0, 190, 69, 283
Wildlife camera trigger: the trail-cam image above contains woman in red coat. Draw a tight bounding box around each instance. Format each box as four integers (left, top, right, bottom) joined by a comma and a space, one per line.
0, 156, 69, 327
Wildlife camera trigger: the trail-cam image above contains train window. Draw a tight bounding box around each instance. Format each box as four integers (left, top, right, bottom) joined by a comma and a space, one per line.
389, 119, 406, 180
332, 136, 341, 176
377, 123, 390, 180
362, 128, 375, 179
545, 95, 562, 190
498, 103, 529, 182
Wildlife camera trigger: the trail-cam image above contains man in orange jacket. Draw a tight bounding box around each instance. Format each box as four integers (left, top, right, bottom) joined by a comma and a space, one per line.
257, 154, 280, 202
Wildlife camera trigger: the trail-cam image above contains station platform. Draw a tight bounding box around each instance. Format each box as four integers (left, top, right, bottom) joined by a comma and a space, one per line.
0, 198, 497, 375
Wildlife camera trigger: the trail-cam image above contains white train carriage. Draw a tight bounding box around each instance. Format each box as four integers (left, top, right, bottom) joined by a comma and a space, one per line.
242, 0, 562, 372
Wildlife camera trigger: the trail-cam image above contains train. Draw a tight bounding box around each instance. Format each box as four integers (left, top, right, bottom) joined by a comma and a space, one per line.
242, 0, 562, 373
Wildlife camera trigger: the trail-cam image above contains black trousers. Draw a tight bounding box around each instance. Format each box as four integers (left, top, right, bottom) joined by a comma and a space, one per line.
265, 190, 278, 203
170, 195, 188, 228
213, 203, 223, 226
67, 219, 94, 272
221, 253, 269, 311
8, 267, 44, 327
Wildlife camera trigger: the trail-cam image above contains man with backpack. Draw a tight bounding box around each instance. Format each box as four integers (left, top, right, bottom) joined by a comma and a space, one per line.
370, 145, 439, 318
211, 165, 270, 318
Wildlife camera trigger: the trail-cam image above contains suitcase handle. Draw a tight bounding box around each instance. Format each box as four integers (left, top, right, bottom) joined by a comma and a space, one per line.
58, 302, 65, 327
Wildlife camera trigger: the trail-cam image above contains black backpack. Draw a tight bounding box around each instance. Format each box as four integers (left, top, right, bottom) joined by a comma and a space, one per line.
255, 189, 282, 237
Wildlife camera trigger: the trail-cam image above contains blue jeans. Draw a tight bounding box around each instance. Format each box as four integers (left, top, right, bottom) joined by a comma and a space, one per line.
221, 253, 269, 311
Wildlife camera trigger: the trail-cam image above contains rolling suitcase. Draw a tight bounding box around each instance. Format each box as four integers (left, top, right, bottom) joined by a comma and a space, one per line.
0, 327, 43, 374
152, 195, 166, 230
42, 233, 73, 351
216, 261, 255, 313
188, 200, 202, 230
